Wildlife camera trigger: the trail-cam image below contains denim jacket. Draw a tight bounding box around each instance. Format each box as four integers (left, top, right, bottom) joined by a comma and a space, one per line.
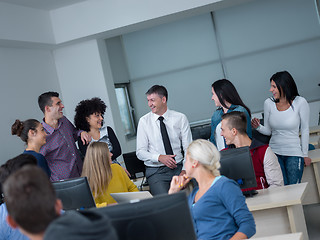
210, 104, 252, 146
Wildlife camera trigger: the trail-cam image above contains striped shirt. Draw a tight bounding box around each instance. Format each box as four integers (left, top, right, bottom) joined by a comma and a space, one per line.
40, 116, 83, 181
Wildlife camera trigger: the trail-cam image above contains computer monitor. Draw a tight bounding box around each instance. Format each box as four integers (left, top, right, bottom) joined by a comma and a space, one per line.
190, 123, 211, 140
219, 146, 257, 191
52, 177, 96, 210
123, 151, 146, 180
94, 192, 197, 240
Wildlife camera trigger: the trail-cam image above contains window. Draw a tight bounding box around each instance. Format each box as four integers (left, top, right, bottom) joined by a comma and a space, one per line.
115, 84, 136, 138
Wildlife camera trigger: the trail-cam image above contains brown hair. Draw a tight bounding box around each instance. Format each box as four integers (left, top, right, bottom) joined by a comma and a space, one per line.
81, 142, 112, 198
3, 165, 57, 233
11, 119, 40, 143
221, 111, 247, 135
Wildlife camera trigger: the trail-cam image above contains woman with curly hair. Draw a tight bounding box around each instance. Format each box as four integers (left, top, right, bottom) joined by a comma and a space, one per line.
74, 97, 122, 164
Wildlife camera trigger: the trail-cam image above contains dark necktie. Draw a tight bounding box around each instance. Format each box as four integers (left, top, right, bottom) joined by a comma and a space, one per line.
158, 116, 174, 155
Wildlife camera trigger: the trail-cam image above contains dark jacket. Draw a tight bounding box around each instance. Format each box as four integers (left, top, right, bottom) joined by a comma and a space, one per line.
44, 210, 118, 240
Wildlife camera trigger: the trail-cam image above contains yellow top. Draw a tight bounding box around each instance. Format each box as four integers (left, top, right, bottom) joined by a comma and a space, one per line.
94, 164, 139, 206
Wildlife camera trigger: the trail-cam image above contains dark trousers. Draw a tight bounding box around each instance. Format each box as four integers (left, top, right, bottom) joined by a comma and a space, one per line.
146, 163, 182, 195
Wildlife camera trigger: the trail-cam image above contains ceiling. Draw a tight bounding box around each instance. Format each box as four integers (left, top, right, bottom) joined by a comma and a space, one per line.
0, 0, 87, 10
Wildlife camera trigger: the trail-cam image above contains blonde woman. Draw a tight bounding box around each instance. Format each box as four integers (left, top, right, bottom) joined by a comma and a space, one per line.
82, 142, 138, 207
169, 139, 255, 240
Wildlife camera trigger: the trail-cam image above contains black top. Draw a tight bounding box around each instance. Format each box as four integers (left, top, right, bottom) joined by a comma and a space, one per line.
78, 126, 121, 161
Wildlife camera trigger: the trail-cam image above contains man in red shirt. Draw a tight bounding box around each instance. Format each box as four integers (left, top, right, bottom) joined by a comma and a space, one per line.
220, 111, 283, 190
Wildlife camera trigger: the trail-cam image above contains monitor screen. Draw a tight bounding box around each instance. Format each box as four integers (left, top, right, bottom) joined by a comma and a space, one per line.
94, 192, 196, 240
52, 177, 96, 210
219, 146, 257, 190
190, 123, 211, 140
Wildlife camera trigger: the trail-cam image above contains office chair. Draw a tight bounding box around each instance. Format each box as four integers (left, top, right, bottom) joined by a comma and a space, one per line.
123, 152, 146, 190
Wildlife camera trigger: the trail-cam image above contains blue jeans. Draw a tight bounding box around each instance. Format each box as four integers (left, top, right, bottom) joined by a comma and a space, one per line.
276, 155, 304, 185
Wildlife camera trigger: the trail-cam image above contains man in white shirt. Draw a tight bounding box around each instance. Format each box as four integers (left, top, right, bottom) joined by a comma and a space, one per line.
136, 85, 192, 195
220, 111, 283, 190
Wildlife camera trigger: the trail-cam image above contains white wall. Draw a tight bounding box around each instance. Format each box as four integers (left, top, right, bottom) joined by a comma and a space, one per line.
0, 2, 54, 45
0, 0, 319, 163
123, 14, 223, 123
121, 0, 320, 126
0, 47, 60, 164
310, 101, 320, 126
215, 0, 320, 112
53, 40, 114, 127
52, 39, 136, 159
49, 0, 253, 44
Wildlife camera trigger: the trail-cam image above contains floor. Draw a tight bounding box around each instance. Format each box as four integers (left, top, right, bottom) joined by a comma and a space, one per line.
304, 203, 320, 240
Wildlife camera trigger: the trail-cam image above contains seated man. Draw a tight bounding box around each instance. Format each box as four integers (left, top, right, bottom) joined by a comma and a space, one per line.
0, 154, 37, 240
3, 166, 117, 240
221, 111, 283, 190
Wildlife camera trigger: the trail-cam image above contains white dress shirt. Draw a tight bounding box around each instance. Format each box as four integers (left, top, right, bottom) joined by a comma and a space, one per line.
136, 109, 192, 167
257, 96, 310, 157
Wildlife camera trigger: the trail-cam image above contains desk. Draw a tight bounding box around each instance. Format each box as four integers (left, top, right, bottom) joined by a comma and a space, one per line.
309, 135, 319, 148
131, 177, 149, 191
302, 148, 320, 205
309, 125, 320, 135
253, 232, 302, 240
246, 183, 308, 240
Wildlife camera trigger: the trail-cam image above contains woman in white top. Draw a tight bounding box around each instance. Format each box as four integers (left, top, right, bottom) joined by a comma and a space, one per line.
252, 71, 311, 185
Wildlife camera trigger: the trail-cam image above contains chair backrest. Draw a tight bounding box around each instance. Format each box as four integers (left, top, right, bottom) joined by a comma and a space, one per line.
252, 118, 271, 144
123, 152, 146, 179
52, 177, 96, 210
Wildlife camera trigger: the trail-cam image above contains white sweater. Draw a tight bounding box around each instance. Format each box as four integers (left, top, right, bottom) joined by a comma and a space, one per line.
257, 96, 310, 157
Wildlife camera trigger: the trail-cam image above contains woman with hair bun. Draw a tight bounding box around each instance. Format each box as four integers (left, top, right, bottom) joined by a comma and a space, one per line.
11, 119, 51, 177
169, 139, 255, 240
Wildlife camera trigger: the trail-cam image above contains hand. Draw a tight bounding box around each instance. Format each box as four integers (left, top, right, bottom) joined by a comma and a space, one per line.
168, 175, 191, 194
304, 157, 312, 166
80, 131, 91, 145
158, 155, 177, 169
251, 118, 260, 129
179, 170, 186, 176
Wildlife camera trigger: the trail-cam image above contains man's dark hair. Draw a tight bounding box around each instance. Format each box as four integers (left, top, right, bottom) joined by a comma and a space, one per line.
270, 71, 299, 104
221, 111, 247, 135
38, 91, 59, 113
0, 154, 37, 203
3, 165, 58, 234
146, 85, 168, 101
74, 97, 107, 132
